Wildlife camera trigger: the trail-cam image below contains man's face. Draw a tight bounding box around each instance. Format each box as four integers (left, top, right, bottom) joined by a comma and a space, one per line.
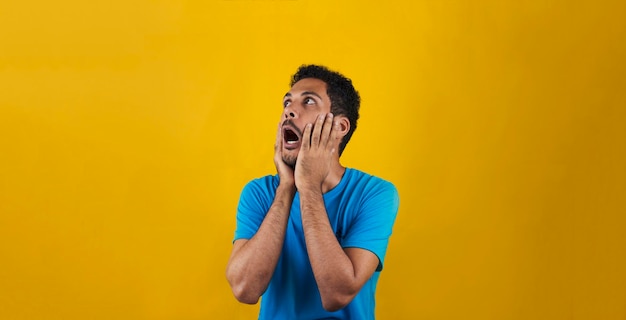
280, 78, 332, 167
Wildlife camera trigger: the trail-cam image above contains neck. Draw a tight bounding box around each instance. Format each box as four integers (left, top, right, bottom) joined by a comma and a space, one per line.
321, 160, 346, 194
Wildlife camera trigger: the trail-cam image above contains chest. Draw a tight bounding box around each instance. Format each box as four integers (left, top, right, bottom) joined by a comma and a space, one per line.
287, 191, 362, 245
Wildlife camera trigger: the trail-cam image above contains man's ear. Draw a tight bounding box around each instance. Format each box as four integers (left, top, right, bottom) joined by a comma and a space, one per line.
335, 115, 350, 139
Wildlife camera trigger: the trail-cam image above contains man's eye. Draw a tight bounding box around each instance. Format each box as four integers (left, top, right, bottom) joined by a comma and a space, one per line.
283, 101, 291, 108
304, 98, 315, 105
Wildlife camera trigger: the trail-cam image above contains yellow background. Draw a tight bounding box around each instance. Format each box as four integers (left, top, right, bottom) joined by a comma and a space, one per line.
1, 0, 625, 319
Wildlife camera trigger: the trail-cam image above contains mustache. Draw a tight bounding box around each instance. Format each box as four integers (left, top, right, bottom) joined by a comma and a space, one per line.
281, 119, 303, 138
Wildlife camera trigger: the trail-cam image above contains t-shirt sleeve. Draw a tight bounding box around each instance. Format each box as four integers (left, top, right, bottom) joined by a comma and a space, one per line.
233, 177, 275, 242
341, 180, 399, 271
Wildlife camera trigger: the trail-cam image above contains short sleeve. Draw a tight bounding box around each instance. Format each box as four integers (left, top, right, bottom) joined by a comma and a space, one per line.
233, 176, 277, 242
341, 180, 399, 271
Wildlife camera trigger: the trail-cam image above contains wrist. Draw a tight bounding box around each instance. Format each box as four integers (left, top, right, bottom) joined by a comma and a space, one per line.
277, 181, 296, 194
296, 184, 323, 197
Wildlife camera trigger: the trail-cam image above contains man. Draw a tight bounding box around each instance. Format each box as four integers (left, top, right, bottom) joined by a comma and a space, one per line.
226, 65, 399, 319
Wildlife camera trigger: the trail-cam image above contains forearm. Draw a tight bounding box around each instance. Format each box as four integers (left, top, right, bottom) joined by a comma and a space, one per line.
299, 188, 360, 311
226, 184, 295, 303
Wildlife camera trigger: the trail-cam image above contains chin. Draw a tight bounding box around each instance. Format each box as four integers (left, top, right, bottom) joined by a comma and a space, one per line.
282, 154, 297, 168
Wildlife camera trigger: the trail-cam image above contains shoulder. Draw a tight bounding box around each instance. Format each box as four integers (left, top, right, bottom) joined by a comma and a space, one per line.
239, 175, 278, 212
338, 168, 399, 211
344, 168, 398, 197
243, 174, 279, 192
241, 175, 279, 197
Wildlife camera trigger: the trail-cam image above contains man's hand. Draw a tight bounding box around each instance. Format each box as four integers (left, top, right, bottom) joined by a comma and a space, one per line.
274, 122, 295, 188
227, 123, 298, 304
295, 113, 340, 192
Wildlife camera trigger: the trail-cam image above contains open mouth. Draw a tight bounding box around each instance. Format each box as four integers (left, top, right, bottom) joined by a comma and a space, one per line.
283, 126, 301, 148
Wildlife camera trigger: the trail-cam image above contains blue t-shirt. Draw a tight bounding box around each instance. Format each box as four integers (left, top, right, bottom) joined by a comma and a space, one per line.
234, 168, 399, 320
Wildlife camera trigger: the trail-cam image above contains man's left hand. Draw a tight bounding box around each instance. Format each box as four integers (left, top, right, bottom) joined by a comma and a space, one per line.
294, 113, 340, 192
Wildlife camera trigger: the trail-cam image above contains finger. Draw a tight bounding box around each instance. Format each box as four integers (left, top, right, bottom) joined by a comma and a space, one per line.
311, 113, 325, 148
320, 113, 334, 148
328, 119, 340, 153
275, 122, 282, 151
301, 123, 312, 151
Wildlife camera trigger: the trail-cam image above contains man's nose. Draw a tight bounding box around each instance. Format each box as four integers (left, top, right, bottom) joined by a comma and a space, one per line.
284, 106, 297, 119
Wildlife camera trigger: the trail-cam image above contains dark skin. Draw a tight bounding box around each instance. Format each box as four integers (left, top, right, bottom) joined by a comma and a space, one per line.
226, 78, 379, 311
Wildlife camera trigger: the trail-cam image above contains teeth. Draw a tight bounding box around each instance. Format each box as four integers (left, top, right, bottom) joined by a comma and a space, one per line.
286, 141, 297, 145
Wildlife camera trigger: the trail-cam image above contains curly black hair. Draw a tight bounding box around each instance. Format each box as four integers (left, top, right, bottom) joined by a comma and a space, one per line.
290, 65, 361, 156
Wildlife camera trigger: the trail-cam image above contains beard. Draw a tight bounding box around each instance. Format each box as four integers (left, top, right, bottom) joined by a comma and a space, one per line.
282, 152, 297, 168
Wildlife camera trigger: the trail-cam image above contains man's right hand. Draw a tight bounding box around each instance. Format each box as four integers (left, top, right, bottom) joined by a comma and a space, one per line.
226, 123, 297, 304
274, 122, 295, 188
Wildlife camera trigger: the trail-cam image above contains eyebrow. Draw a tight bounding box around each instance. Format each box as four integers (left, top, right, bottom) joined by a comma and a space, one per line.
283, 91, 322, 100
